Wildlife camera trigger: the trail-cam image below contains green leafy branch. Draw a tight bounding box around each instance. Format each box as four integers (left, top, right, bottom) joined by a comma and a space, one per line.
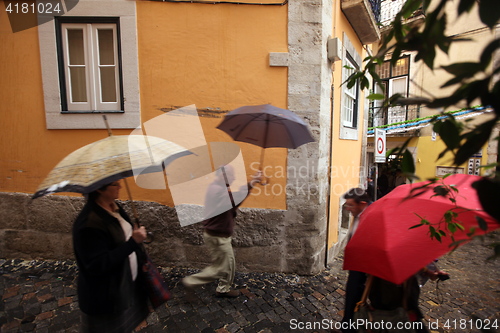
344, 0, 500, 172
408, 175, 490, 250
344, 0, 500, 257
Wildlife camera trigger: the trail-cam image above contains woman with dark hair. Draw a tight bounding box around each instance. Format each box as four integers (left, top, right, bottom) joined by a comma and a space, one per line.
73, 181, 150, 333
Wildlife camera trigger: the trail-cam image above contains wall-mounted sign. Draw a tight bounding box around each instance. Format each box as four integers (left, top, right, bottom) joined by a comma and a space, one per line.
375, 129, 386, 163
436, 166, 465, 177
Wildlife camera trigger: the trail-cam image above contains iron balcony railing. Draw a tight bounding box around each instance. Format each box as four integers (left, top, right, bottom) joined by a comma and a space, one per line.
369, 0, 382, 24
368, 105, 421, 132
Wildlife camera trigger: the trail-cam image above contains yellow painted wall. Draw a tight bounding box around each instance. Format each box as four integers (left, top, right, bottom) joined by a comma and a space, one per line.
415, 136, 489, 181
0, 2, 288, 210
327, 7, 367, 246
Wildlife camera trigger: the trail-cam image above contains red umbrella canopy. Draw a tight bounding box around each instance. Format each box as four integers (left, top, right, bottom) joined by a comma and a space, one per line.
343, 174, 499, 285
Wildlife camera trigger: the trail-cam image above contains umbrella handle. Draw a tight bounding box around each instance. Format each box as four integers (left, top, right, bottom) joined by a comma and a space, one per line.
134, 219, 154, 244
258, 149, 270, 186
257, 166, 270, 186
144, 231, 154, 244
260, 174, 270, 186
102, 115, 154, 244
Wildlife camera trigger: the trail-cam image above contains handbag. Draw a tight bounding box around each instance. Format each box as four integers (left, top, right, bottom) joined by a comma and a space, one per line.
353, 275, 416, 333
139, 246, 171, 309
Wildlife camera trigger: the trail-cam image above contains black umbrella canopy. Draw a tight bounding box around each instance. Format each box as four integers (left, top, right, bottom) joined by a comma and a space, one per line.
216, 104, 315, 149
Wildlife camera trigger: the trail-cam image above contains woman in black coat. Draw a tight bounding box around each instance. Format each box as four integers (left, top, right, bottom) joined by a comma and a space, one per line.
73, 181, 149, 333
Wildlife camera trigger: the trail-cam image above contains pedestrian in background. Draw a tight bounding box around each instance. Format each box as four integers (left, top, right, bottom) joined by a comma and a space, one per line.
182, 166, 263, 298
376, 168, 390, 198
341, 188, 372, 332
394, 168, 408, 187
73, 181, 150, 333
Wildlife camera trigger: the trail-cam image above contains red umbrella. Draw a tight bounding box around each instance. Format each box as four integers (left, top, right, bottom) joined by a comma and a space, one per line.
343, 173, 499, 285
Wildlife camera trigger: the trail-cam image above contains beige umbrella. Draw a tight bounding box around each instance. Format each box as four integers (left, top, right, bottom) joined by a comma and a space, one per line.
32, 134, 192, 199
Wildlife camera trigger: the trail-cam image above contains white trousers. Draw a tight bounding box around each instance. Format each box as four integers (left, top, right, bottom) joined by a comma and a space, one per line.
182, 231, 235, 293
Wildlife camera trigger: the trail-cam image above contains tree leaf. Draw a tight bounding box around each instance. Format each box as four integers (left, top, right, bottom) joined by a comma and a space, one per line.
427, 94, 464, 109
467, 226, 476, 237
438, 119, 461, 150
478, 0, 500, 29
367, 93, 385, 100
480, 39, 500, 68
401, 149, 416, 174
472, 178, 500, 222
400, 0, 423, 19
361, 76, 370, 90
422, 0, 432, 12
441, 62, 483, 77
476, 216, 488, 231
441, 76, 466, 89
433, 185, 449, 197
433, 120, 443, 133
444, 210, 456, 223
466, 79, 491, 105
423, 45, 436, 69
455, 119, 497, 165
457, 0, 475, 15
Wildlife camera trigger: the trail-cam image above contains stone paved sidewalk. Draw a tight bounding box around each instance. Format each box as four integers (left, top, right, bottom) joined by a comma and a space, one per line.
1, 237, 499, 333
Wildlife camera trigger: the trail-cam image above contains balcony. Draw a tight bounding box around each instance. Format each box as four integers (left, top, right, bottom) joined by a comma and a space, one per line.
341, 0, 381, 44
368, 105, 421, 136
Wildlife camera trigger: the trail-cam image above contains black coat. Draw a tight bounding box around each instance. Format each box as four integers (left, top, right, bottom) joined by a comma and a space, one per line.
72, 200, 144, 315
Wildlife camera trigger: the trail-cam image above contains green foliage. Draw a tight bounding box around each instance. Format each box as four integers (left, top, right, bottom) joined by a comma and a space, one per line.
408, 176, 486, 249
367, 93, 385, 100
346, 0, 500, 255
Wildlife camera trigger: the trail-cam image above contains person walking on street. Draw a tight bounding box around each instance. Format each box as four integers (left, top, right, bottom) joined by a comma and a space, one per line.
72, 181, 150, 333
182, 165, 263, 298
341, 188, 372, 332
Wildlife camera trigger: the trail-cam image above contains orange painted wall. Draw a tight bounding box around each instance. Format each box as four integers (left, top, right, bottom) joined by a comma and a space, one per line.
136, 2, 288, 209
0, 2, 288, 210
0, 9, 126, 199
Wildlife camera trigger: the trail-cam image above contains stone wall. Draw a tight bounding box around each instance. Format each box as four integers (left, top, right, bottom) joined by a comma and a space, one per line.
0, 192, 301, 273
282, 0, 333, 273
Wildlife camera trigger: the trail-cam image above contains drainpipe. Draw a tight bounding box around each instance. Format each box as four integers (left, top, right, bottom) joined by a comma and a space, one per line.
325, 85, 335, 268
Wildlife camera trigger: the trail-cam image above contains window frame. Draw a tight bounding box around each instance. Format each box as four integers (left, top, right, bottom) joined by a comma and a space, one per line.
38, 0, 140, 130
375, 55, 410, 94
56, 17, 124, 113
342, 54, 359, 129
339, 33, 363, 140
374, 55, 411, 125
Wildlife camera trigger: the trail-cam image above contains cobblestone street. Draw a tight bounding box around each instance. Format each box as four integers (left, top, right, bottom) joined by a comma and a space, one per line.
1, 237, 499, 332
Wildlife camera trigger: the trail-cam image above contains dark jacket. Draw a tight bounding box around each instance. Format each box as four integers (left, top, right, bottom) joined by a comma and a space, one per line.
72, 200, 143, 315
369, 275, 424, 320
